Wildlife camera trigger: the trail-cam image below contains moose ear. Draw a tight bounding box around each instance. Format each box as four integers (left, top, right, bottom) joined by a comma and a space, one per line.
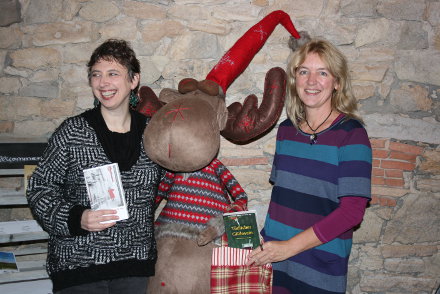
197, 79, 223, 97
178, 78, 198, 94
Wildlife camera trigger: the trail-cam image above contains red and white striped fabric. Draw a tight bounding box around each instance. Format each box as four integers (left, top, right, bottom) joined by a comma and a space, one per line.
211, 246, 272, 294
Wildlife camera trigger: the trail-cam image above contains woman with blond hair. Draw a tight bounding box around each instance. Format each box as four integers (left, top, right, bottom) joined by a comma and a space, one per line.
248, 38, 372, 294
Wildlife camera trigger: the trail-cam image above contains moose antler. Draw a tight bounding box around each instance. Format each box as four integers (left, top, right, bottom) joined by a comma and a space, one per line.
220, 67, 286, 143
136, 86, 164, 117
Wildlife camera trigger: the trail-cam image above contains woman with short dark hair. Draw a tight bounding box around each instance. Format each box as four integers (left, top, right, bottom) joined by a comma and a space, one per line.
27, 39, 164, 293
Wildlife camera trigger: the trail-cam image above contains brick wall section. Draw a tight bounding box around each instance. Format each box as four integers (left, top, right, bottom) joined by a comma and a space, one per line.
220, 157, 269, 166
223, 138, 426, 208
370, 139, 423, 207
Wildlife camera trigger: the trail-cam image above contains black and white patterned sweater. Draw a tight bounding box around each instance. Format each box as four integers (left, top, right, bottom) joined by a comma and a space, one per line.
26, 111, 163, 292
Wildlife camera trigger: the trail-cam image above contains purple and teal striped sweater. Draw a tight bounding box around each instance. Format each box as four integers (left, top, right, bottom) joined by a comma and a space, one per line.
261, 114, 372, 294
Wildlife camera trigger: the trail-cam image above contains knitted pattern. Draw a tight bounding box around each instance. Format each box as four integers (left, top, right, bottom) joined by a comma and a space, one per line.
26, 113, 163, 291
155, 158, 247, 230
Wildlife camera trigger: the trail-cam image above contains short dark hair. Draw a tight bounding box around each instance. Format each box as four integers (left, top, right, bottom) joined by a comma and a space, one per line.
87, 39, 141, 92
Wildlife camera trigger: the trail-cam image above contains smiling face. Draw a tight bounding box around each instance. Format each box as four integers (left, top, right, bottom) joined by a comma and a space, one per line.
90, 59, 139, 111
295, 52, 339, 113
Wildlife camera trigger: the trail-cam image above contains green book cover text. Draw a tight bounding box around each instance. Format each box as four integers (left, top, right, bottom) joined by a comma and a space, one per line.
223, 210, 260, 249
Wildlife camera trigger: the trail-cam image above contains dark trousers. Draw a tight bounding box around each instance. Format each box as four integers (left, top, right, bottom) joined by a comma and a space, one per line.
55, 276, 148, 294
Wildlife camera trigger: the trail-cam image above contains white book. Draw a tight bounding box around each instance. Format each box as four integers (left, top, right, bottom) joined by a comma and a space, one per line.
83, 163, 128, 223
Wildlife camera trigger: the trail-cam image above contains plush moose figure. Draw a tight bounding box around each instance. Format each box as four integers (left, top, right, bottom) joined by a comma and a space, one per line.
136, 10, 304, 294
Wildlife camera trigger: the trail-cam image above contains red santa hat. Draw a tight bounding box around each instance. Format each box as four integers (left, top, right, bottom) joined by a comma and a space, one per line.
205, 10, 300, 94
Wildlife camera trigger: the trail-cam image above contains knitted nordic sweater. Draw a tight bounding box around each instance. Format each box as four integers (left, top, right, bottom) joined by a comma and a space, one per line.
26, 110, 163, 292
155, 159, 248, 231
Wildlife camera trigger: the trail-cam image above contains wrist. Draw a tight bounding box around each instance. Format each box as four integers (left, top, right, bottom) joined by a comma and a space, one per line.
68, 205, 89, 236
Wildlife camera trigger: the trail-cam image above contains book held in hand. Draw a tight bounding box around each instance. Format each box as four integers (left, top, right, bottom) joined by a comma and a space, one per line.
223, 210, 260, 249
83, 163, 128, 223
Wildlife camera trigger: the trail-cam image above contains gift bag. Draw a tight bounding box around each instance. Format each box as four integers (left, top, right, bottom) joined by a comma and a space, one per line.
210, 245, 272, 294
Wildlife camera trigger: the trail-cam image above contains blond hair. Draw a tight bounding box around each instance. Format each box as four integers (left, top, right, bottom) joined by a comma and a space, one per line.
285, 39, 362, 128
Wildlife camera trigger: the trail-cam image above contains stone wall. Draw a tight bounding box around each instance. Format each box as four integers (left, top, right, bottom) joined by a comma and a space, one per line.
1, 0, 439, 293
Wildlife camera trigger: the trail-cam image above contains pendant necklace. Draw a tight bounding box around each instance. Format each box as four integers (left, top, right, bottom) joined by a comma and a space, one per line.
305, 109, 333, 145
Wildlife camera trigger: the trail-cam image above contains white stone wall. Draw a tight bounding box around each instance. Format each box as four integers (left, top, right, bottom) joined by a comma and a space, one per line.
1, 0, 439, 293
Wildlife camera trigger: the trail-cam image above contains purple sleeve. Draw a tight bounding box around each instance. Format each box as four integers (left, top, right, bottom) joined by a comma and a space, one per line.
312, 196, 369, 243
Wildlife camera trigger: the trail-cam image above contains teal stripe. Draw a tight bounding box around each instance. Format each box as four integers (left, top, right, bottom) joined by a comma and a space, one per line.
339, 144, 372, 163
265, 217, 351, 258
273, 260, 347, 292
278, 140, 339, 165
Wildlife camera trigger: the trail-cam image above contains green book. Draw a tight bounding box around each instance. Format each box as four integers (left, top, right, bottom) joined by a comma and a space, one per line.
223, 210, 260, 249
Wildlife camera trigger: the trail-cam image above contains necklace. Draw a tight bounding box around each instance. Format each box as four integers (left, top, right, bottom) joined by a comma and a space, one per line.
305, 109, 333, 145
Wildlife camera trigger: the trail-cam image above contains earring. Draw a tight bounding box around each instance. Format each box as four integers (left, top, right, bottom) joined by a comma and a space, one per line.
129, 90, 139, 108
93, 97, 100, 107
